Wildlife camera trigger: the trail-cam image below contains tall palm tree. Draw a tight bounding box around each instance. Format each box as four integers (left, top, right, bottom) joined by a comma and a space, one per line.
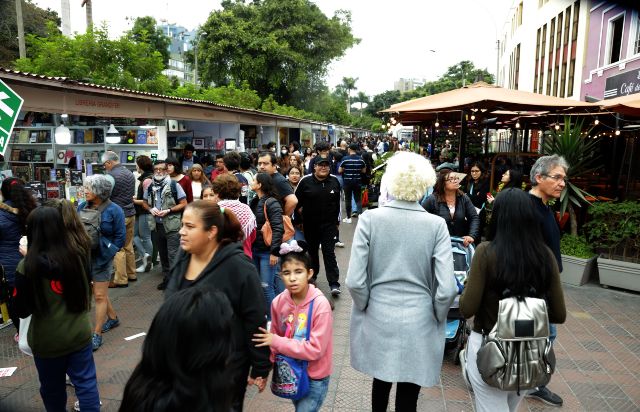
341, 77, 357, 114
80, 0, 93, 31
355, 91, 369, 117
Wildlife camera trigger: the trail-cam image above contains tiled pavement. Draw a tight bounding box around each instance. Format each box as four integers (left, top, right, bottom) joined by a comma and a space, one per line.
1, 219, 640, 411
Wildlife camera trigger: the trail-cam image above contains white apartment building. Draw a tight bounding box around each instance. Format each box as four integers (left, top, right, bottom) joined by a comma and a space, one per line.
498, 0, 590, 100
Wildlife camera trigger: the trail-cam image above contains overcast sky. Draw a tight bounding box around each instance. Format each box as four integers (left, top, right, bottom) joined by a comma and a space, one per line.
32, 0, 515, 96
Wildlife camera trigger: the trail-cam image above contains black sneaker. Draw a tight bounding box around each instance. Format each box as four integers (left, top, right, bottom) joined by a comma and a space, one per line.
157, 280, 167, 290
526, 387, 563, 407
330, 286, 341, 297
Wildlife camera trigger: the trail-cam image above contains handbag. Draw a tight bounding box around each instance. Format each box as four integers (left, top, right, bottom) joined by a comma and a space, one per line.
271, 299, 315, 400
18, 316, 33, 356
261, 200, 295, 246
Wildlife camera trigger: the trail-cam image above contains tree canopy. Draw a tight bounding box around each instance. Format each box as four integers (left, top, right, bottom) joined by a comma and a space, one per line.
127, 16, 171, 66
0, 0, 60, 67
198, 0, 359, 108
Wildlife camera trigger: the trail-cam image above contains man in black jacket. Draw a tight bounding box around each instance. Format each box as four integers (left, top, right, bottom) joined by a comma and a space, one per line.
295, 157, 342, 296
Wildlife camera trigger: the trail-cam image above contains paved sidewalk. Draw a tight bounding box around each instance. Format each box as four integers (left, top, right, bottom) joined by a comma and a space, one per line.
1, 219, 640, 411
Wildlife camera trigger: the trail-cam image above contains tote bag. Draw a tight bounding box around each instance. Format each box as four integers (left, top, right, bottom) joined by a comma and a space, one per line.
18, 316, 33, 356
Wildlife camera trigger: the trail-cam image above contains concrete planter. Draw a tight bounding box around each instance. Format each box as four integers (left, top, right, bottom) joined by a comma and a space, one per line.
598, 257, 640, 292
561, 255, 598, 286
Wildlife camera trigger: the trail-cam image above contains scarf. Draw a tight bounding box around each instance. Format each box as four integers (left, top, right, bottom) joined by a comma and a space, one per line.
217, 199, 256, 240
0, 201, 18, 215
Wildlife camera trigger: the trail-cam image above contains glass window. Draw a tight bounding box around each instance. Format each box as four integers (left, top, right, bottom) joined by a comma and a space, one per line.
609, 16, 624, 64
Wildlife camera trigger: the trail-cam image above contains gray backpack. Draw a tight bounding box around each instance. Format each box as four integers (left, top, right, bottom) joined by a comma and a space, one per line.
79, 200, 111, 250
475, 295, 555, 394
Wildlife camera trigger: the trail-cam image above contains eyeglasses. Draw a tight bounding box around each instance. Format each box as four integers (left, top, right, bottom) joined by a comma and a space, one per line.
153, 167, 167, 172
543, 174, 568, 183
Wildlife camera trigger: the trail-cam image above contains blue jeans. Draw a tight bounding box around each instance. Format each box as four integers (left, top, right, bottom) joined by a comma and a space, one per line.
33, 343, 100, 412
133, 214, 153, 257
252, 249, 283, 318
538, 323, 557, 392
293, 376, 330, 412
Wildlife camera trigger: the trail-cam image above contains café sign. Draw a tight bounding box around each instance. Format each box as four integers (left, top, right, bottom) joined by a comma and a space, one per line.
604, 68, 640, 99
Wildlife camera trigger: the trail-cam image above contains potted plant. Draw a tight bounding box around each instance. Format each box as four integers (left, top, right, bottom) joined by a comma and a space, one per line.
560, 235, 597, 286
584, 201, 640, 291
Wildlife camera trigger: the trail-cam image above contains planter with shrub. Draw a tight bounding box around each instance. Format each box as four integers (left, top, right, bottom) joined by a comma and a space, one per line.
560, 235, 597, 286
584, 201, 640, 292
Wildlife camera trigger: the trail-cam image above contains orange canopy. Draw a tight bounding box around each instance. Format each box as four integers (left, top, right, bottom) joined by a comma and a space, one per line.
600, 93, 640, 117
383, 82, 596, 120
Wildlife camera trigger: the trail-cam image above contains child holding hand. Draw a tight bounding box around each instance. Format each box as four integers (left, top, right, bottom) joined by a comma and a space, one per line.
253, 241, 334, 412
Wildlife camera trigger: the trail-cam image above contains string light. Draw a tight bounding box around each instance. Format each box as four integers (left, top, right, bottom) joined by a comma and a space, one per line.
470, 114, 476, 121
515, 120, 521, 129
594, 118, 600, 125
615, 129, 621, 136
554, 123, 560, 130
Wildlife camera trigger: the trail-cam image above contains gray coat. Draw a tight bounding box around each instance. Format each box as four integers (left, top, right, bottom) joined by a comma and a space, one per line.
346, 200, 457, 387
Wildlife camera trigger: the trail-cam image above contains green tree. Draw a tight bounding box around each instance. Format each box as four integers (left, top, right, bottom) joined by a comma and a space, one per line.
354, 91, 369, 117
365, 90, 402, 117
340, 77, 358, 114
0, 0, 60, 67
198, 0, 359, 107
14, 22, 167, 93
127, 16, 171, 66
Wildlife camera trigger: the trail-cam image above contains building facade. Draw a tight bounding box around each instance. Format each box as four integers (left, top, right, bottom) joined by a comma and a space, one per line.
158, 23, 196, 85
393, 78, 426, 93
581, 3, 640, 100
498, 0, 589, 100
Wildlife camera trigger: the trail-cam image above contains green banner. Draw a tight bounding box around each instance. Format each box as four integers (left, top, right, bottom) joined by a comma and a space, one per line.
0, 79, 24, 158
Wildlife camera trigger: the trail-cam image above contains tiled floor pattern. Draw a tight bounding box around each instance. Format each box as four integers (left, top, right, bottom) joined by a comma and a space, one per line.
1, 219, 639, 411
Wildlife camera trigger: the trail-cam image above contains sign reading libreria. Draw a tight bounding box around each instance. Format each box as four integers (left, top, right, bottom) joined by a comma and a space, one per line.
0, 79, 24, 158
604, 68, 640, 99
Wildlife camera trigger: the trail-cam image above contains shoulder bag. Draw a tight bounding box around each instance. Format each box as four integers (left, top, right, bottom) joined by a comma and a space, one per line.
271, 299, 315, 400
261, 199, 295, 246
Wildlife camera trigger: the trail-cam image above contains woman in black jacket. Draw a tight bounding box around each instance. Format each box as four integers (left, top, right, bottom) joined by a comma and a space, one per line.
249, 172, 284, 317
421, 171, 480, 247
165, 201, 270, 411
464, 161, 489, 243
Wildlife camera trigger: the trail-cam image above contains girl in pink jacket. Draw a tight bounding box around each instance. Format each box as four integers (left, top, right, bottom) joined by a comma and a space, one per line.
253, 242, 333, 411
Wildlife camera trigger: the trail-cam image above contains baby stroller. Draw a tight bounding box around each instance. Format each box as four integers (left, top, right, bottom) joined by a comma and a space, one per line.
445, 237, 474, 365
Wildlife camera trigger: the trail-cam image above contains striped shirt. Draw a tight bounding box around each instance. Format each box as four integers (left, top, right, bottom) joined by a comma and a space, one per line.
340, 154, 365, 184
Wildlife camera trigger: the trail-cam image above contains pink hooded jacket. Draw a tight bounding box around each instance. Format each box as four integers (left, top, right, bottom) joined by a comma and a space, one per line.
269, 284, 333, 379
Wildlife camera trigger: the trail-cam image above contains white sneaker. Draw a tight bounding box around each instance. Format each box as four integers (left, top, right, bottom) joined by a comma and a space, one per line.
136, 254, 151, 273
335, 241, 345, 248
74, 400, 102, 411
342, 218, 352, 224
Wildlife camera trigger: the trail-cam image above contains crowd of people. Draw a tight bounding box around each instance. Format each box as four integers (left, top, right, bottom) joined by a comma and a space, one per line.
0, 134, 570, 411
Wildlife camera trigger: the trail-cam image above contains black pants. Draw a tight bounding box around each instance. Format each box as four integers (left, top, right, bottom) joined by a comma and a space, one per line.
343, 182, 362, 217
304, 224, 340, 288
372, 378, 421, 412
229, 361, 251, 412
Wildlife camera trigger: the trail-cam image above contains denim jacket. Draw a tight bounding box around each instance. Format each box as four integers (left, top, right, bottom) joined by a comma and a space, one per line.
78, 200, 126, 267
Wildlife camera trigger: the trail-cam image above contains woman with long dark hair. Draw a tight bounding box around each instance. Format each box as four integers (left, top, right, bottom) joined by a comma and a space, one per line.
13, 206, 100, 411
501, 168, 523, 190
133, 155, 155, 273
167, 157, 193, 203
464, 161, 489, 243
422, 170, 480, 247
165, 201, 271, 410
250, 172, 285, 316
120, 288, 234, 412
0, 177, 37, 336
459, 188, 566, 411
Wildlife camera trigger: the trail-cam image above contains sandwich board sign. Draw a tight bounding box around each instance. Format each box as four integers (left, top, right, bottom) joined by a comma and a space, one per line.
0, 79, 24, 158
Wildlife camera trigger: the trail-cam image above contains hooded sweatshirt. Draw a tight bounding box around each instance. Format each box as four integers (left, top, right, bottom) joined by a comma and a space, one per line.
269, 284, 333, 380
165, 243, 271, 379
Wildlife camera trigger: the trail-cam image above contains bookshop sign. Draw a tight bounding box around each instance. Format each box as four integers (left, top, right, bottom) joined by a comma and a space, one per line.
0, 79, 24, 158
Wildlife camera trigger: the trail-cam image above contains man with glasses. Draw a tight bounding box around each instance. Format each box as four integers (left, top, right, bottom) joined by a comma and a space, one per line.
143, 160, 187, 290
257, 152, 297, 216
526, 154, 568, 407
101, 151, 136, 288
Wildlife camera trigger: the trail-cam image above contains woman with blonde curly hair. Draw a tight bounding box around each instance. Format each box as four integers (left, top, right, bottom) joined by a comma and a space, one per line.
346, 151, 457, 412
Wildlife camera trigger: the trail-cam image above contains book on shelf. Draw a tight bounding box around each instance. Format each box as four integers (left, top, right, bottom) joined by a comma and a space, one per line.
69, 169, 83, 186
125, 130, 136, 144
12, 165, 31, 183
10, 149, 20, 161
46, 181, 61, 199
136, 130, 148, 144
17, 130, 29, 143
84, 129, 93, 143
90, 163, 105, 175
29, 132, 38, 143
37, 130, 51, 143
56, 150, 66, 164
24, 182, 45, 204
54, 168, 65, 182
94, 128, 104, 143
74, 130, 85, 144
120, 151, 136, 164
35, 166, 51, 183
147, 129, 158, 144
45, 149, 54, 162
68, 185, 86, 204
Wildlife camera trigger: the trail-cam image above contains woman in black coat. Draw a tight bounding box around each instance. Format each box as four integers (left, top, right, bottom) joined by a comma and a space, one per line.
421, 171, 480, 247
464, 162, 489, 242
165, 201, 271, 411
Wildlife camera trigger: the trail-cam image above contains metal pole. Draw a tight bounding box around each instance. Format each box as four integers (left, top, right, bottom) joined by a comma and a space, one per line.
15, 0, 26, 59
496, 39, 500, 85
458, 110, 467, 172
194, 43, 198, 85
